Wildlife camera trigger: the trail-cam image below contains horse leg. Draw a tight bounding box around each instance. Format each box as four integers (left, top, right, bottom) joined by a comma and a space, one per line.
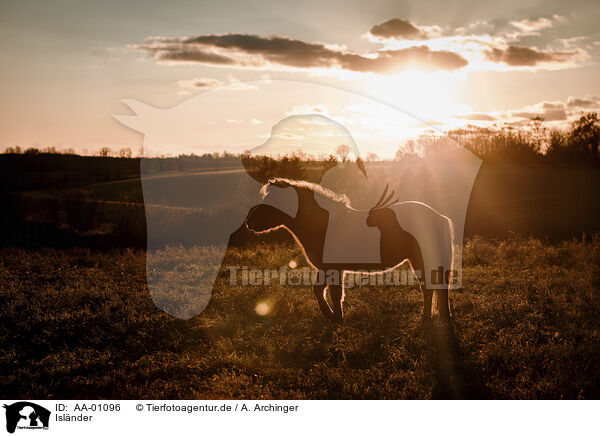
329, 284, 344, 323
423, 289, 434, 322
409, 256, 431, 323
433, 218, 454, 322
436, 288, 451, 321
313, 282, 333, 319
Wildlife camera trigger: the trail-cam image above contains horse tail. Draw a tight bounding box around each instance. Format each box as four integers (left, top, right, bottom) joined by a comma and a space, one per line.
432, 214, 455, 315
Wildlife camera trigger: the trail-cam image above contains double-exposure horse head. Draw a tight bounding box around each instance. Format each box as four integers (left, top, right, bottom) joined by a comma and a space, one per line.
246, 178, 455, 322
114, 79, 480, 321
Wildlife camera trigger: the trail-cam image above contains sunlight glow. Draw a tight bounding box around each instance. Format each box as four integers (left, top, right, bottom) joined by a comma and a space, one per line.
255, 302, 270, 316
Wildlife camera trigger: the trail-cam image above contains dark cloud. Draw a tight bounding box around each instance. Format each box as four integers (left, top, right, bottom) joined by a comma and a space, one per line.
182, 34, 342, 68
134, 33, 468, 73
369, 19, 426, 40
487, 45, 573, 66
339, 46, 467, 72
158, 49, 235, 64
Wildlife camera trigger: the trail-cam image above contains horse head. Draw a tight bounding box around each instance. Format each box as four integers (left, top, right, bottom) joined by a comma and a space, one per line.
366, 184, 399, 228
246, 179, 299, 233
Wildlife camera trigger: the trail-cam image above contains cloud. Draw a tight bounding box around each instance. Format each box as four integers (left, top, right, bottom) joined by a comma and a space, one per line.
509, 17, 554, 33
132, 11, 588, 77
451, 96, 599, 127
454, 113, 496, 121
486, 45, 574, 66
506, 96, 599, 123
542, 101, 563, 109
567, 96, 597, 107
177, 76, 259, 92
370, 15, 560, 42
369, 19, 437, 40
342, 46, 468, 72
177, 78, 224, 89
364, 15, 585, 72
512, 109, 567, 121
506, 99, 569, 121
132, 33, 468, 73
159, 48, 235, 65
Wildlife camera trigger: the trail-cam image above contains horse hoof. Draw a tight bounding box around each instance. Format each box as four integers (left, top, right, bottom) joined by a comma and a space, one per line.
319, 308, 334, 320
438, 316, 453, 328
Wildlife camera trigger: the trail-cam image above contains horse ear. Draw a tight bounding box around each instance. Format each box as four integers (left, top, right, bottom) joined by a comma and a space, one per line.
381, 189, 396, 208
119, 99, 157, 116
373, 184, 389, 209
356, 158, 368, 179
113, 99, 159, 133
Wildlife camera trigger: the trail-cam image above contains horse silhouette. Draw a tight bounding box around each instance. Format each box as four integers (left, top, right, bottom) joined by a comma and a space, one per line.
246, 178, 454, 322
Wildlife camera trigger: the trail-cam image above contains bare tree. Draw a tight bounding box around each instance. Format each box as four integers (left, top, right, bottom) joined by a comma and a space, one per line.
335, 144, 350, 162
366, 152, 379, 162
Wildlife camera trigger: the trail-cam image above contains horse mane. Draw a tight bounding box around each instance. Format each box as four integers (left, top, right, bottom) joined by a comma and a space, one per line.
262, 177, 352, 207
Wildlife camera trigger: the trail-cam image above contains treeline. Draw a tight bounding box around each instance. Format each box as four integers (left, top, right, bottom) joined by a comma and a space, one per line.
0, 152, 244, 192
0, 154, 140, 192
3, 145, 135, 158
447, 112, 600, 166
241, 153, 339, 183
141, 151, 241, 173
3, 112, 599, 168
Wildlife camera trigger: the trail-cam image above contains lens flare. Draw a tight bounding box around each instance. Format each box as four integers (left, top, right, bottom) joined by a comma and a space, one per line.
255, 302, 270, 316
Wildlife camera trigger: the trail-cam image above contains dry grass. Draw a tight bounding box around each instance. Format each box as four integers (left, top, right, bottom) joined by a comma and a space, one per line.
1, 235, 599, 399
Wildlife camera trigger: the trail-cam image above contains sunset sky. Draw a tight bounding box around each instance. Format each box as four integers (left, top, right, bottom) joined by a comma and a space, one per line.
1, 0, 600, 154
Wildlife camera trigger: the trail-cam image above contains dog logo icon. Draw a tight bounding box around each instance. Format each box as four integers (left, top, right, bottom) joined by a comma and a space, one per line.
3, 402, 50, 433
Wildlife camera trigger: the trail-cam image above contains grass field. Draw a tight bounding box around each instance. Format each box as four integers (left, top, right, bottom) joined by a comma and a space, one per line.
1, 235, 599, 400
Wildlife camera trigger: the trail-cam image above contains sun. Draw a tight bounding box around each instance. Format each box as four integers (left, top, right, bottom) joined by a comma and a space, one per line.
364, 70, 466, 126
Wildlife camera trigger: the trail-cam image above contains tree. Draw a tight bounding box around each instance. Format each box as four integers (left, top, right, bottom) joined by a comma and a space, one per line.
98, 147, 111, 157
4, 146, 22, 154
335, 144, 350, 162
529, 116, 547, 154
570, 112, 600, 164
365, 152, 379, 162
395, 139, 420, 160
545, 129, 568, 163
119, 147, 132, 158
